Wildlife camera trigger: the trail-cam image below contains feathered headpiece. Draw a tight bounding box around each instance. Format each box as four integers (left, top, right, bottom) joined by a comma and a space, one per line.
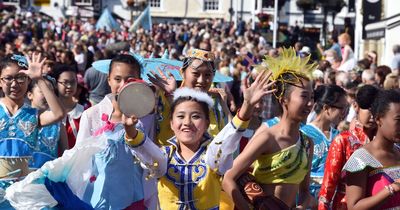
173, 87, 214, 108
254, 47, 318, 98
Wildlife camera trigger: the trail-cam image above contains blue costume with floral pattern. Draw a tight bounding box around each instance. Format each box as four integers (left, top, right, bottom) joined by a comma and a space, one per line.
29, 123, 61, 169
0, 102, 39, 209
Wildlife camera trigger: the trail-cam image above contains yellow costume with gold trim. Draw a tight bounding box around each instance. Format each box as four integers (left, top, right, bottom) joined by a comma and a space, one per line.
158, 115, 249, 210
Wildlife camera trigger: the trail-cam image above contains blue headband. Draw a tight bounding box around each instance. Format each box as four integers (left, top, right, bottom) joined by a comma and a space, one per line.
10, 54, 28, 69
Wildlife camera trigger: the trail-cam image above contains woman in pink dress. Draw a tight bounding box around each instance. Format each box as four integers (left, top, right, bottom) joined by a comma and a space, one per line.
343, 89, 400, 209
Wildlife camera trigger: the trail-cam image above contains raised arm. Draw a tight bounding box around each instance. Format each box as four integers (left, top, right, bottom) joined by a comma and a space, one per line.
21, 53, 65, 126
205, 71, 276, 173
123, 114, 168, 179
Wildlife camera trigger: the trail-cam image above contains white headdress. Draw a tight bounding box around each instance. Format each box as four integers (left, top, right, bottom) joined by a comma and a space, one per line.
173, 87, 214, 108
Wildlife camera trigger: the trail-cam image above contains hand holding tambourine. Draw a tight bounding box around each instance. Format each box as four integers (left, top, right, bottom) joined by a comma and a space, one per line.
117, 78, 156, 119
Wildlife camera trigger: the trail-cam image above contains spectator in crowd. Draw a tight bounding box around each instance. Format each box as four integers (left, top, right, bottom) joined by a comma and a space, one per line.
338, 33, 356, 72
324, 49, 341, 70
375, 65, 392, 87
391, 44, 400, 73
383, 72, 399, 90
362, 69, 377, 85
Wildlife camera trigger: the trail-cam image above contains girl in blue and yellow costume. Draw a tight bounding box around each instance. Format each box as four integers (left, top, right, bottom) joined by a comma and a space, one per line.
126, 69, 275, 210
299, 84, 347, 198
27, 76, 69, 169
148, 48, 231, 146
223, 48, 317, 209
5, 54, 165, 210
0, 53, 65, 209
148, 48, 235, 209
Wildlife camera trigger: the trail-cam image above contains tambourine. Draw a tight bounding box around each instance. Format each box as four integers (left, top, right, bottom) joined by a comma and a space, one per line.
117, 79, 156, 118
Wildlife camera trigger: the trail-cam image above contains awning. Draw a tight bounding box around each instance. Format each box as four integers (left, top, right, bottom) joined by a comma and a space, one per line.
365, 13, 400, 39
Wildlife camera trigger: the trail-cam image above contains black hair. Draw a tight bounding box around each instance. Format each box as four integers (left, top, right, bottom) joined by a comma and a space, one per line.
275, 72, 310, 101
49, 63, 78, 81
313, 84, 346, 114
371, 89, 400, 119
355, 85, 380, 109
109, 54, 141, 76
273, 72, 310, 115
27, 76, 56, 93
170, 97, 210, 122
0, 54, 26, 73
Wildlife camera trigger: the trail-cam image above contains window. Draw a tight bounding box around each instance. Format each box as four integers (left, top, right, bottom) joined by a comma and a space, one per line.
73, 0, 92, 6
204, 0, 219, 11
149, 0, 161, 8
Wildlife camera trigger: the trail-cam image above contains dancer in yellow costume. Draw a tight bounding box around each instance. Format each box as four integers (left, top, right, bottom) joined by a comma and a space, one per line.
149, 48, 231, 146
223, 48, 317, 209
149, 48, 234, 209
126, 71, 275, 210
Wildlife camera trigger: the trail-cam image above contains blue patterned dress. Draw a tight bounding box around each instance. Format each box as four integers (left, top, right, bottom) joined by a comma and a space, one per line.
29, 123, 61, 169
300, 124, 339, 198
0, 102, 39, 209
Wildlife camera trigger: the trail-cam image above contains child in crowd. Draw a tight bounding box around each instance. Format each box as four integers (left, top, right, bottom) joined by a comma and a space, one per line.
125, 69, 275, 209
344, 89, 400, 209
6, 54, 163, 210
0, 53, 65, 209
319, 85, 379, 209
50, 64, 84, 148
223, 48, 317, 209
27, 77, 68, 169
300, 84, 347, 198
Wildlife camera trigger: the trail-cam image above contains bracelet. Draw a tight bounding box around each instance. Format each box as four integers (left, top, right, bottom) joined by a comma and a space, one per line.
124, 132, 138, 141
385, 184, 395, 196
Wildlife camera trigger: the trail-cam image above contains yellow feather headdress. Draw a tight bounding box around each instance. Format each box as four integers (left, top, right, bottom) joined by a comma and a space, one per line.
254, 47, 318, 98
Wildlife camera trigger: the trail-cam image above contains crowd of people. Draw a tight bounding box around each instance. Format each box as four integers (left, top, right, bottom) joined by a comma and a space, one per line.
0, 10, 399, 210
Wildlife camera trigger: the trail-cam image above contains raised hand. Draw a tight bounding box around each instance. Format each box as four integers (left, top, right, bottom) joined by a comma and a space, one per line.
147, 67, 177, 95
20, 53, 46, 80
208, 88, 228, 103
242, 70, 276, 106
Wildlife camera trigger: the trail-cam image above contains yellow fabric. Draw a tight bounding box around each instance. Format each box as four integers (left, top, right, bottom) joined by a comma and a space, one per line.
155, 91, 175, 146
156, 91, 226, 145
124, 131, 145, 146
208, 103, 225, 138
252, 137, 309, 184
158, 144, 222, 210
219, 191, 234, 210
231, 115, 250, 130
